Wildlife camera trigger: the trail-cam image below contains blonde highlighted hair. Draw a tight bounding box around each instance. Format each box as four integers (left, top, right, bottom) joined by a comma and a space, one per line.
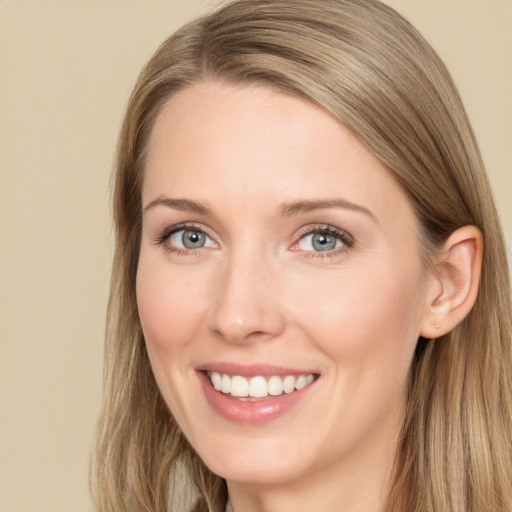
91, 1, 512, 510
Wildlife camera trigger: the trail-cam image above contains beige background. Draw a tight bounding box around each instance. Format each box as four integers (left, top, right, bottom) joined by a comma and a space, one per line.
1, 1, 510, 510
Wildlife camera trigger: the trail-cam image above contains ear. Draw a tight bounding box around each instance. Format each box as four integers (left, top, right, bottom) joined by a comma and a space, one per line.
420, 225, 483, 339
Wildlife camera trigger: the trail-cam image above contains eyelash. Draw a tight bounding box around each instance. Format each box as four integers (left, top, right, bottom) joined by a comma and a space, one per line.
293, 224, 354, 260
153, 223, 355, 258
153, 223, 210, 256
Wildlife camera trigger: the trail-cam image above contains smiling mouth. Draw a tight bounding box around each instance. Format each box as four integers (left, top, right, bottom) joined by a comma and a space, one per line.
207, 371, 317, 400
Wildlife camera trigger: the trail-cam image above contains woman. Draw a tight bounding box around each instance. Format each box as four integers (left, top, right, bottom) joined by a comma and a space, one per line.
91, 1, 512, 511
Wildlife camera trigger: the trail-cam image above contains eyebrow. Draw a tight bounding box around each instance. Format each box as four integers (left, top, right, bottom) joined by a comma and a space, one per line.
277, 199, 377, 223
143, 196, 377, 223
143, 197, 211, 215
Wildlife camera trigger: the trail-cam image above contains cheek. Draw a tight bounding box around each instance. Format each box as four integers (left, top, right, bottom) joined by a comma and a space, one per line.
291, 257, 425, 380
286, 260, 426, 449
135, 255, 210, 427
136, 256, 206, 357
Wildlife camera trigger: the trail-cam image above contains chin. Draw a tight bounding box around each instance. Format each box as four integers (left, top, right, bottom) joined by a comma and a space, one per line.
208, 456, 303, 486
190, 432, 310, 485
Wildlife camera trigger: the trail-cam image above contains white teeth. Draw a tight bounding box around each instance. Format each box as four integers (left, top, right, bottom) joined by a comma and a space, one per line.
295, 375, 307, 390
211, 372, 222, 391
221, 374, 231, 394
231, 375, 248, 397
208, 372, 315, 398
248, 376, 268, 398
268, 375, 284, 396
283, 375, 295, 394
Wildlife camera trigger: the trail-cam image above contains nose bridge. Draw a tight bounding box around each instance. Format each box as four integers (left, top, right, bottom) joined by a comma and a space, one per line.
207, 242, 284, 343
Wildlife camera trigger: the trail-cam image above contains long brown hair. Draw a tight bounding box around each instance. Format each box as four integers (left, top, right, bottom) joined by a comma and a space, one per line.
91, 1, 512, 510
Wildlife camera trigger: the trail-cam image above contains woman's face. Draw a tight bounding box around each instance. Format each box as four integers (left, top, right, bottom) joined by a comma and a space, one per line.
137, 81, 432, 488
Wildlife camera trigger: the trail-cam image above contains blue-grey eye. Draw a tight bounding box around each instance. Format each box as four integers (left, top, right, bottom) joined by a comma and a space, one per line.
169, 229, 215, 250
298, 232, 344, 252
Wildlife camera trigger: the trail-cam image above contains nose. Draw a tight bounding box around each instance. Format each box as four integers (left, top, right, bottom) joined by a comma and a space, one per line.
207, 251, 286, 344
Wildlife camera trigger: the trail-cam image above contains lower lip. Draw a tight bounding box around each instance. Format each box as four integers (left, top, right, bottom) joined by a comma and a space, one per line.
198, 372, 315, 425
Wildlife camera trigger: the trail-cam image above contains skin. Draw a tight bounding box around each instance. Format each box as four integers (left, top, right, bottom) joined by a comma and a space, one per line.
136, 81, 440, 512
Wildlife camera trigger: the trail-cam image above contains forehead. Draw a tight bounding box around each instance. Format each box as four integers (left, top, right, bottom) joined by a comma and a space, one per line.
143, 81, 410, 222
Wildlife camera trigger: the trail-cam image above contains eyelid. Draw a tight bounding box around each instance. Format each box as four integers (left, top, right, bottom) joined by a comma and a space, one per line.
290, 224, 355, 255
294, 224, 353, 242
153, 222, 219, 251
152, 222, 353, 257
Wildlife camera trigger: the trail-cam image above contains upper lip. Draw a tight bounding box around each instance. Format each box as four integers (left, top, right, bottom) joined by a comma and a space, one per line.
196, 362, 318, 377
